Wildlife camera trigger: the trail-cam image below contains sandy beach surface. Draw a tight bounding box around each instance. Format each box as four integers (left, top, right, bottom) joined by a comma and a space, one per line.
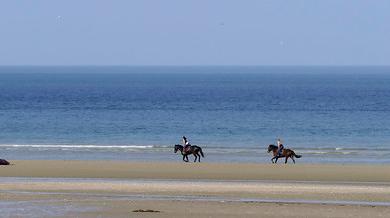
2, 160, 390, 181
1, 160, 390, 217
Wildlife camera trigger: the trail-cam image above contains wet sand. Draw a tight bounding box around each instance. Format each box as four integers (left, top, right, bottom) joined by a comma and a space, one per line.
1, 160, 390, 217
2, 191, 390, 218
2, 188, 390, 218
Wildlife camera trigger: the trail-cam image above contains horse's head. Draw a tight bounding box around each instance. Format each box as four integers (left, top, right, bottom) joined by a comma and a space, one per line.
267, 144, 277, 153
174, 144, 182, 153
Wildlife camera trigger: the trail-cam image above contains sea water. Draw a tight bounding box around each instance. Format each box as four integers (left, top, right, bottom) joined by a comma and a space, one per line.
0, 66, 389, 163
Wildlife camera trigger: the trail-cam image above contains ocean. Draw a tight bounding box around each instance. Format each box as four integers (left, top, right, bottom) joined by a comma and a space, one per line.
0, 66, 389, 163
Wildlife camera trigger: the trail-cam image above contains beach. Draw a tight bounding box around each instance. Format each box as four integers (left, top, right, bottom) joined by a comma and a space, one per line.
2, 160, 390, 182
1, 160, 390, 217
1, 67, 390, 217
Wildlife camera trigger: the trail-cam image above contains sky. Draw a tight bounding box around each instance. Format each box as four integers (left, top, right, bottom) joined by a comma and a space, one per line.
0, 0, 389, 66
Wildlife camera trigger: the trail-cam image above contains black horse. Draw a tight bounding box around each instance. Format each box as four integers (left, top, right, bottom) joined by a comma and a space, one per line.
0, 159, 10, 165
267, 144, 301, 164
174, 144, 204, 162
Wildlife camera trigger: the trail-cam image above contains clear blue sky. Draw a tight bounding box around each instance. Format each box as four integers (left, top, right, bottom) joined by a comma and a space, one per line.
1, 0, 389, 66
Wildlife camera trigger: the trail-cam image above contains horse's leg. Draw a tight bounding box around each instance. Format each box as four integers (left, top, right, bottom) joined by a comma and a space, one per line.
291, 156, 295, 164
184, 154, 189, 162
275, 157, 279, 163
271, 156, 275, 163
198, 153, 201, 162
194, 154, 197, 162
285, 157, 288, 164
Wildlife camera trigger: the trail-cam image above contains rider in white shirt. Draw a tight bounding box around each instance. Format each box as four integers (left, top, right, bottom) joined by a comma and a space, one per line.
182, 136, 190, 153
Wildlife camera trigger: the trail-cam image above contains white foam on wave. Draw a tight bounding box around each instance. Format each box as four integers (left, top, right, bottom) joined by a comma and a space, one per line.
302, 150, 357, 155
0, 144, 156, 149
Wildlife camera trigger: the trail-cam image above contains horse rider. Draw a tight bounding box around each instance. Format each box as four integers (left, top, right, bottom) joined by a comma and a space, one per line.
182, 136, 191, 153
277, 138, 284, 157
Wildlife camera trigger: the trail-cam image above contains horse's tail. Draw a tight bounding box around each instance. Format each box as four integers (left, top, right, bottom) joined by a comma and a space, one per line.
292, 151, 302, 158
199, 148, 204, 157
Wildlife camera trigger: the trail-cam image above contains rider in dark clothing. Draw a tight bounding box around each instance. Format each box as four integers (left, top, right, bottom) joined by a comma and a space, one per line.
277, 138, 284, 157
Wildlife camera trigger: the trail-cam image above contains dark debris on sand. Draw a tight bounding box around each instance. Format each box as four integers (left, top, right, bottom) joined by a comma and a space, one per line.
132, 209, 161, 213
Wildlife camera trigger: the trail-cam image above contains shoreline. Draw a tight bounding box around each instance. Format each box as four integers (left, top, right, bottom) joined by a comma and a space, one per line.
2, 146, 390, 165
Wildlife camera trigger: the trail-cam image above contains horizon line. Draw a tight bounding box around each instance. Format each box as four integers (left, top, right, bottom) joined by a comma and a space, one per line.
0, 65, 390, 67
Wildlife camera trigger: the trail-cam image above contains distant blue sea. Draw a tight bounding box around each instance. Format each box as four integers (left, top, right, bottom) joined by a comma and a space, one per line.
1, 66, 389, 163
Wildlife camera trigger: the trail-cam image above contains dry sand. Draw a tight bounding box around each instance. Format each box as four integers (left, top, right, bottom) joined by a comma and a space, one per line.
1, 160, 390, 182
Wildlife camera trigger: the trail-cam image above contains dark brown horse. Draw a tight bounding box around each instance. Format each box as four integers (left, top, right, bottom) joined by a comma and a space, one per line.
174, 144, 204, 162
267, 144, 301, 164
